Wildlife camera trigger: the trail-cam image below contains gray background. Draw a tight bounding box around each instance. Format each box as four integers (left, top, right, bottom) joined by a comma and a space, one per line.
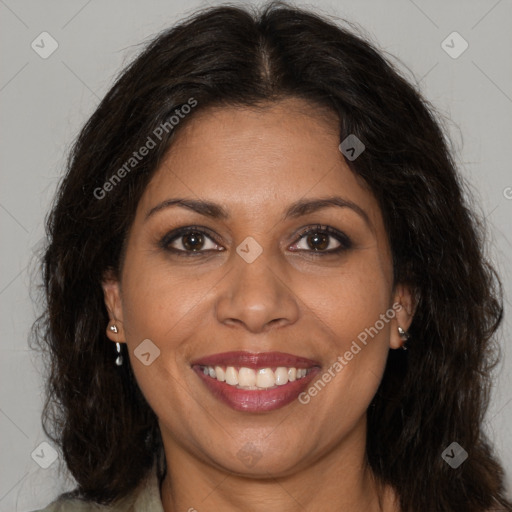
1, 0, 511, 510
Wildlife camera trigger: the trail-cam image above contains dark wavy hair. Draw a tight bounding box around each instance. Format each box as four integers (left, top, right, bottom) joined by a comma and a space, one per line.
30, 2, 511, 511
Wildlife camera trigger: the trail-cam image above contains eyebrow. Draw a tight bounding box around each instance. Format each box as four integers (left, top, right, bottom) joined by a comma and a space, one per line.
145, 196, 372, 230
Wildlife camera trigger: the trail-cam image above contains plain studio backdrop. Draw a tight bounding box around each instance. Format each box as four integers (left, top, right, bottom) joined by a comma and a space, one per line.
0, 0, 511, 510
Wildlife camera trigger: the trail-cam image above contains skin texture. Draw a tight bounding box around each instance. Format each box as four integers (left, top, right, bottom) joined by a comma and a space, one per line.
102, 98, 414, 512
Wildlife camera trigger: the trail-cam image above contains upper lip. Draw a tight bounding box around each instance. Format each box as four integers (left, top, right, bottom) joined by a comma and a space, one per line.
190, 351, 321, 369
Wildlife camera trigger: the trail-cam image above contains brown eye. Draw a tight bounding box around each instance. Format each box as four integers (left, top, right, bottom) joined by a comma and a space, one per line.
182, 231, 205, 251
290, 225, 352, 254
305, 231, 330, 251
160, 226, 222, 255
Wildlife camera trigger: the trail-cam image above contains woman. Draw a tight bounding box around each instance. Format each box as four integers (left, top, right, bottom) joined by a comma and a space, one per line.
30, 2, 511, 511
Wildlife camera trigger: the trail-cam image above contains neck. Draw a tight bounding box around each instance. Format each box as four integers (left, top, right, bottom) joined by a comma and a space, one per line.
159, 417, 398, 512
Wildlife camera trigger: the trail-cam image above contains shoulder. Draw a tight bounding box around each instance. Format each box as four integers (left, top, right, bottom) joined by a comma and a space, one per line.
28, 494, 137, 512
28, 464, 164, 512
28, 497, 104, 511
28, 495, 131, 511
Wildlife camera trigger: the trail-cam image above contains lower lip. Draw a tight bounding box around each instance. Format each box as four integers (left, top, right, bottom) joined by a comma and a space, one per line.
192, 366, 321, 412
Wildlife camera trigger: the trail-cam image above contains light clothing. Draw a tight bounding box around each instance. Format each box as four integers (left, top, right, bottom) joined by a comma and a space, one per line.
29, 465, 164, 512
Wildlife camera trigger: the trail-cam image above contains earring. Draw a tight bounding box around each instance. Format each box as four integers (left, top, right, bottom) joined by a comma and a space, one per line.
108, 322, 123, 366
398, 326, 410, 350
115, 342, 123, 366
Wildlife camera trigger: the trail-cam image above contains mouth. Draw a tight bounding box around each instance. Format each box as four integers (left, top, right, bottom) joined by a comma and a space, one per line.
190, 351, 322, 412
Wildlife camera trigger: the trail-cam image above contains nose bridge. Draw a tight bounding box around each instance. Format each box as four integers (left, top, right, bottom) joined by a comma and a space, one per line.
214, 240, 299, 332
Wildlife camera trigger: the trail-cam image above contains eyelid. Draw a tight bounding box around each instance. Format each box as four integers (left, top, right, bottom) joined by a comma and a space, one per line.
158, 225, 222, 253
290, 224, 352, 253
159, 224, 352, 256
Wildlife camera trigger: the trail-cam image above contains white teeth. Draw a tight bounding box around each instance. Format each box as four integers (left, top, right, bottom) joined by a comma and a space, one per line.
215, 366, 225, 382
225, 366, 238, 386
274, 367, 289, 385
238, 367, 256, 387
256, 368, 275, 389
200, 365, 312, 389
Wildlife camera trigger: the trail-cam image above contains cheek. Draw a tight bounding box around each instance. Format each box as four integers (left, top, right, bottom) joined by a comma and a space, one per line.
118, 260, 205, 412
120, 256, 209, 341
300, 283, 391, 419
305, 254, 391, 344
299, 253, 392, 394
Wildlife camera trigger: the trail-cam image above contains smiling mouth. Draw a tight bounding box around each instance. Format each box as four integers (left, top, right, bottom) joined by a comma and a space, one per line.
190, 351, 322, 412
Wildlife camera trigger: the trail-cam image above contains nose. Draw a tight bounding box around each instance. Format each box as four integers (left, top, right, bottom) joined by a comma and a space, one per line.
214, 249, 300, 333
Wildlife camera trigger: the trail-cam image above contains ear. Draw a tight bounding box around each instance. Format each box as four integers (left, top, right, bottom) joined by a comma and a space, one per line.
101, 268, 126, 344
389, 282, 416, 350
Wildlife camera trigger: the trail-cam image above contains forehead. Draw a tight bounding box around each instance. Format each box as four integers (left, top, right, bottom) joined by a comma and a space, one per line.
139, 98, 379, 225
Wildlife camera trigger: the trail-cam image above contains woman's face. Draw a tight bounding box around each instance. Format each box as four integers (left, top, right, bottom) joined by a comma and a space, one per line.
103, 98, 413, 477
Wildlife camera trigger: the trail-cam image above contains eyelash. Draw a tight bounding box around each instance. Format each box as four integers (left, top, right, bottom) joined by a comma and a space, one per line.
159, 224, 352, 257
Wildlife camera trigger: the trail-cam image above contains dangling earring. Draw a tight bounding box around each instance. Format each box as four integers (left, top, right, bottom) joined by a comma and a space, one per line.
398, 326, 410, 350
115, 342, 123, 366
108, 322, 123, 365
